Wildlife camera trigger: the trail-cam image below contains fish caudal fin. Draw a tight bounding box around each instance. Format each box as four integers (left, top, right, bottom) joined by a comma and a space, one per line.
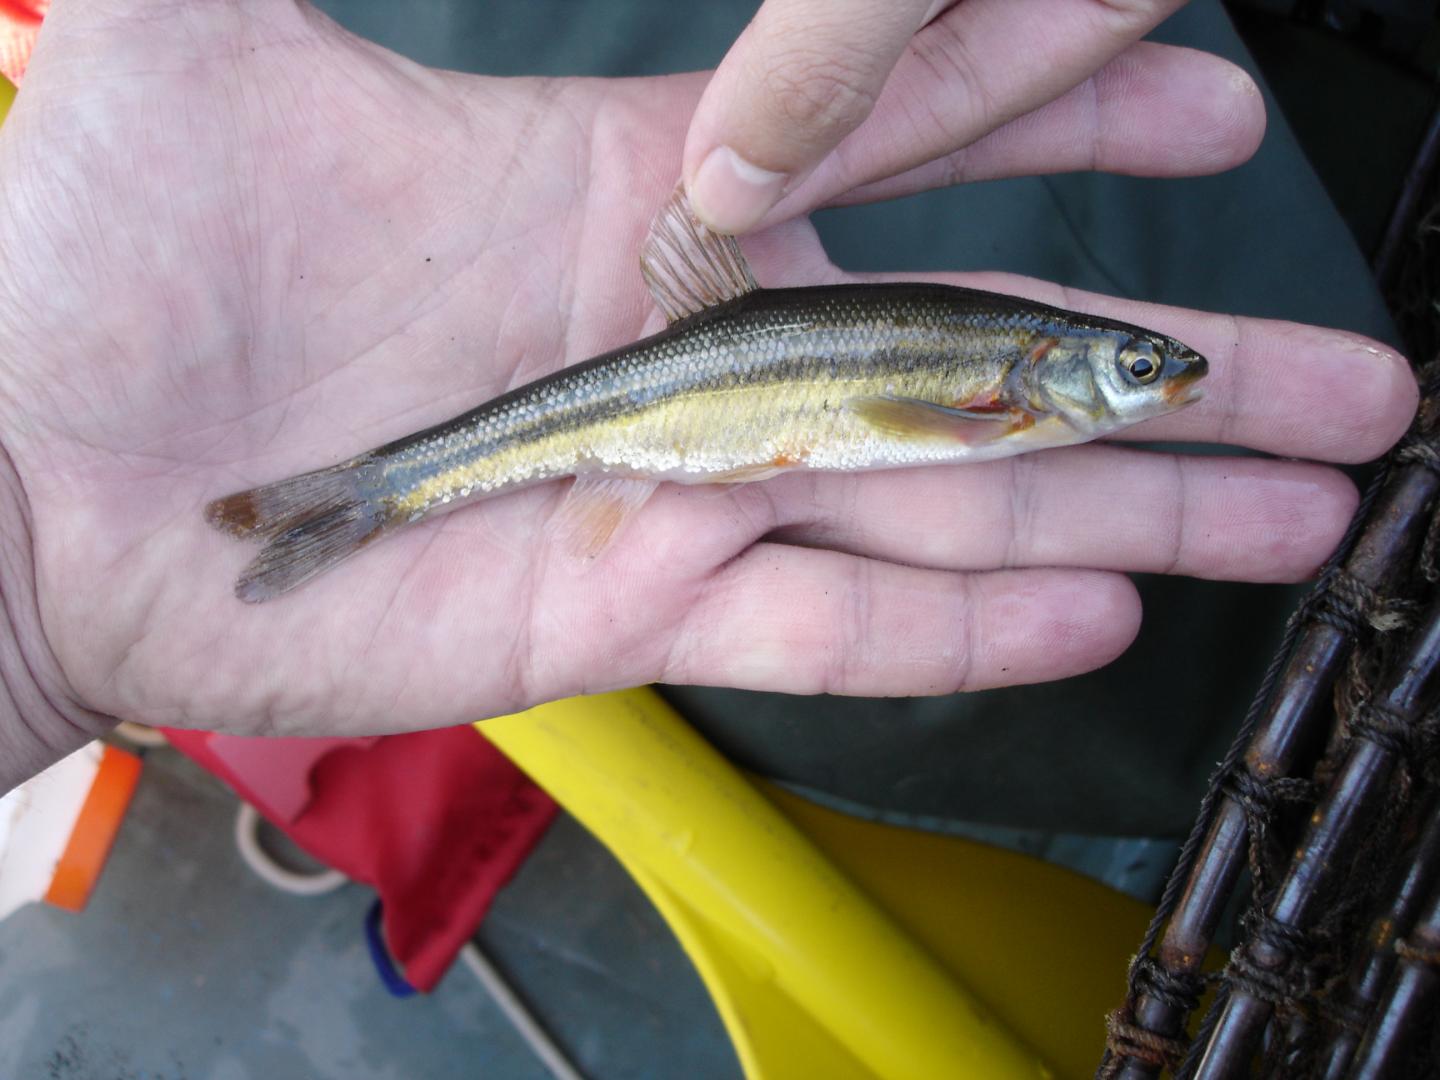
205, 458, 388, 602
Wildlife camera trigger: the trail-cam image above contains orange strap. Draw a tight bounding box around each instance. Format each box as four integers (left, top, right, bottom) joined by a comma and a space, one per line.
43, 744, 141, 912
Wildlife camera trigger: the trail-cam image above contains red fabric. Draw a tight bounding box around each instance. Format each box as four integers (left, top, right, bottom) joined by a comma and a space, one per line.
0, 0, 45, 86
164, 727, 556, 991
206, 734, 378, 823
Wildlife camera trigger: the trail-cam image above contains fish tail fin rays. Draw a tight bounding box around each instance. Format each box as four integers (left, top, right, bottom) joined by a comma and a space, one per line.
205, 457, 389, 602
641, 182, 758, 323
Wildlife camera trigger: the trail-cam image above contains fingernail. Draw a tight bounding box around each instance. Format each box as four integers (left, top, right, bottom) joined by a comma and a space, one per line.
689, 146, 787, 234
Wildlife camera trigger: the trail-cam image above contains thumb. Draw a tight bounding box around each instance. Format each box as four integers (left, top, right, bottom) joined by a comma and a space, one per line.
684, 0, 945, 234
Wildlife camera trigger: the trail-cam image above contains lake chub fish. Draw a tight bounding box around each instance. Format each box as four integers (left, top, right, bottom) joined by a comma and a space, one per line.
207, 187, 1208, 601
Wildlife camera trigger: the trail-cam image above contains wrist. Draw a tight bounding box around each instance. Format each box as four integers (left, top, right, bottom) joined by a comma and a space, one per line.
0, 444, 113, 794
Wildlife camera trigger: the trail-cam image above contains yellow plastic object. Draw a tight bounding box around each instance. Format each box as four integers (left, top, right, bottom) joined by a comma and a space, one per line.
485, 689, 1160, 1078
755, 782, 1156, 1076
481, 689, 1049, 1080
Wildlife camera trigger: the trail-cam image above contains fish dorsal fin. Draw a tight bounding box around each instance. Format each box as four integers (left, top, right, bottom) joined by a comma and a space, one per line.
846, 395, 1025, 446
641, 183, 758, 323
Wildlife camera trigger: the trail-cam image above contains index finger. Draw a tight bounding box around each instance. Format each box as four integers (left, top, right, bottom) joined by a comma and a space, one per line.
685, 0, 936, 233
685, 0, 1192, 234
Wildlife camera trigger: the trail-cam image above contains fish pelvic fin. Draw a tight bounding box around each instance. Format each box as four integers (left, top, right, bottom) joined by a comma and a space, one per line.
205, 457, 389, 602
641, 182, 758, 323
846, 395, 1027, 446
547, 475, 659, 559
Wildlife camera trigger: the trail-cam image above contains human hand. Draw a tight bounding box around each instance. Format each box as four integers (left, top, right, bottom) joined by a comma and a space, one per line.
684, 0, 1236, 232
0, 0, 1415, 789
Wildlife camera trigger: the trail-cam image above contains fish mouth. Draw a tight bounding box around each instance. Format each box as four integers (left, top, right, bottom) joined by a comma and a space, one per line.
1164, 380, 1205, 407
1176, 387, 1204, 407
1161, 351, 1208, 407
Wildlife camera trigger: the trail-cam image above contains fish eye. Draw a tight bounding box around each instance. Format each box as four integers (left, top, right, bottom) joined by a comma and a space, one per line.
1120, 342, 1162, 385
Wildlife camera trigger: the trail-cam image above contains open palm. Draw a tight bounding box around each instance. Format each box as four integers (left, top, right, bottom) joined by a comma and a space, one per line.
0, 1, 1416, 754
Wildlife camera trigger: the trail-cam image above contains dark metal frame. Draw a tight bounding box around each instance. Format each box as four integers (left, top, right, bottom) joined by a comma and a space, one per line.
1098, 90, 1440, 1080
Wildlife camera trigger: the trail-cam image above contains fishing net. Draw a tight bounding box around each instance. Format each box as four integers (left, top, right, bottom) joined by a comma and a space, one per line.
1096, 110, 1440, 1080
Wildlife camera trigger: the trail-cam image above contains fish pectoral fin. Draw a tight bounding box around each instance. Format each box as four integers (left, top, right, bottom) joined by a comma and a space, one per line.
547, 475, 660, 558
846, 395, 1024, 445
640, 182, 759, 323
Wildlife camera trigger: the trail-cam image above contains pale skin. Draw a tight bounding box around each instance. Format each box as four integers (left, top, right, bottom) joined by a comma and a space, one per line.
0, 0, 1419, 792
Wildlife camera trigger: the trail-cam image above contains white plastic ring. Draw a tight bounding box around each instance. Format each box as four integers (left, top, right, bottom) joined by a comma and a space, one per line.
233, 802, 347, 896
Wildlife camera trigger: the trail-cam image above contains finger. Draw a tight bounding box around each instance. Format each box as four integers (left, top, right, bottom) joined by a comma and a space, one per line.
858, 269, 1419, 464
796, 43, 1265, 212
747, 449, 1357, 584
686, 0, 1188, 234
661, 546, 1140, 695
684, 0, 937, 233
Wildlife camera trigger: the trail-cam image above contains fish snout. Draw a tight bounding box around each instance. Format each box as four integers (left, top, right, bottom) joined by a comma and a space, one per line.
1161, 347, 1208, 406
